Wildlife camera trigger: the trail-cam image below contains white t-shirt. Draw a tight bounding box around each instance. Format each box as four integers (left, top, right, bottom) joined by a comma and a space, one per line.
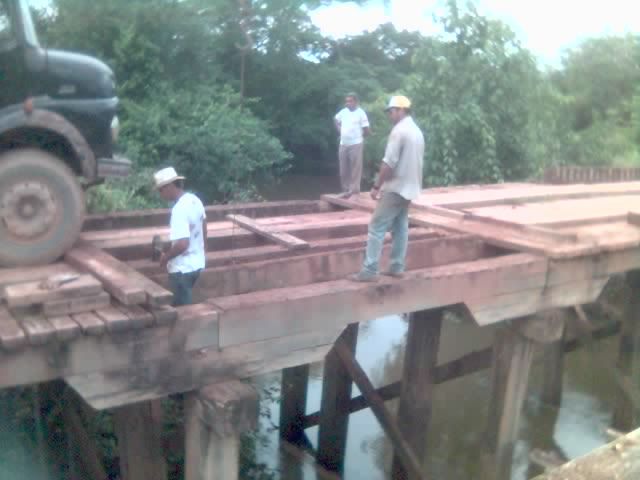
335, 107, 370, 146
168, 192, 206, 274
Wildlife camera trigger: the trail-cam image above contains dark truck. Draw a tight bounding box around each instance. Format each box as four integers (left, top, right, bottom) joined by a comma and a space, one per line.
0, 0, 130, 267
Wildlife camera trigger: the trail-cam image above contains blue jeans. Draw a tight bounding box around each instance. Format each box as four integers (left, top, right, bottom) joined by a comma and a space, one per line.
362, 192, 410, 275
169, 270, 201, 306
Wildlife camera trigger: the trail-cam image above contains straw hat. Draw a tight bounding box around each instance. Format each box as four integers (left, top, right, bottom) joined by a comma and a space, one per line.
153, 167, 185, 189
385, 95, 412, 111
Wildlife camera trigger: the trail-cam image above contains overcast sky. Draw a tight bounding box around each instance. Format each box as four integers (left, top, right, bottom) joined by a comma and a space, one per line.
26, 0, 638, 67
310, 0, 638, 66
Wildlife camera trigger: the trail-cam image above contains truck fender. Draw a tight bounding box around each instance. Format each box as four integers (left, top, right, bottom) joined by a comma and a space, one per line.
0, 107, 97, 180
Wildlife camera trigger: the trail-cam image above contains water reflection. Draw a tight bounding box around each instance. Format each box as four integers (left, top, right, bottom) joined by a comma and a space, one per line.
255, 314, 622, 480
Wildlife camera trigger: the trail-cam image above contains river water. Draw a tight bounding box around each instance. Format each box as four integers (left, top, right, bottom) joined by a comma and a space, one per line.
253, 174, 624, 480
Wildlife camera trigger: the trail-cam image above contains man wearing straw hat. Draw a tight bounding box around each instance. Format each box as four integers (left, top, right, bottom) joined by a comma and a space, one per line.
154, 167, 207, 305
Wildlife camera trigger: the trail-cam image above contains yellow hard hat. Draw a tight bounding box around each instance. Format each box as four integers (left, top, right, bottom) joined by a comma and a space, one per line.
385, 95, 412, 110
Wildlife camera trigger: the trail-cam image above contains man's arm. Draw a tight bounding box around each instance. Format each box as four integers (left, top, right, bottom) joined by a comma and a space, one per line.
160, 238, 189, 269
202, 217, 208, 250
362, 111, 371, 137
362, 126, 371, 137
371, 162, 393, 200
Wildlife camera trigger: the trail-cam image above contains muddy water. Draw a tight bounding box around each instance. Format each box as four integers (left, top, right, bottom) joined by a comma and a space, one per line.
254, 174, 623, 479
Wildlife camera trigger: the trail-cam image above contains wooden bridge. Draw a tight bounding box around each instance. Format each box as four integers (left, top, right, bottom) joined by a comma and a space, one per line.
2, 180, 640, 479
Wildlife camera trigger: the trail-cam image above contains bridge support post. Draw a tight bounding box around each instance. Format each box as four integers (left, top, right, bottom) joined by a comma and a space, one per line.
113, 400, 167, 480
280, 364, 310, 446
482, 312, 564, 480
184, 380, 258, 480
612, 270, 640, 431
317, 323, 359, 474
391, 308, 444, 479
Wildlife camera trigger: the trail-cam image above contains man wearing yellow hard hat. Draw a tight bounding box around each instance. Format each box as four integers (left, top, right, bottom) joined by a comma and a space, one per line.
350, 95, 425, 282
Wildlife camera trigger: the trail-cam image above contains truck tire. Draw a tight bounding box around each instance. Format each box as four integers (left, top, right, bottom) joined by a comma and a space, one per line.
0, 149, 86, 267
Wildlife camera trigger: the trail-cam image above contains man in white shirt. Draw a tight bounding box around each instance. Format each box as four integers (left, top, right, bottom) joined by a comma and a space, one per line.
334, 93, 370, 198
350, 95, 425, 282
154, 167, 207, 305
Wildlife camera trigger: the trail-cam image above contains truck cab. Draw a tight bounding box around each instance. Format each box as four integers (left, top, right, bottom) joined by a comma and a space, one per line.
0, 0, 130, 266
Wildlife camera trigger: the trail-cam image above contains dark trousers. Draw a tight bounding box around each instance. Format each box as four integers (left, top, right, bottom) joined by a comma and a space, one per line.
168, 270, 201, 306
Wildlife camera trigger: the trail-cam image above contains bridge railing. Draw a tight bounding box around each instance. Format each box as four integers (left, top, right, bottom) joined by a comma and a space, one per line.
544, 166, 640, 184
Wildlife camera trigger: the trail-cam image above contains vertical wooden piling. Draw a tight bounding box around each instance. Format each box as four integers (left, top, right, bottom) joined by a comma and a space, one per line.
391, 308, 444, 479
184, 380, 259, 480
541, 320, 567, 407
483, 313, 564, 480
317, 323, 359, 474
280, 364, 310, 446
612, 270, 640, 431
113, 400, 167, 480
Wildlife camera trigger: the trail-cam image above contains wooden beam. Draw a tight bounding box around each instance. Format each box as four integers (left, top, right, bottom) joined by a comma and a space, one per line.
0, 303, 219, 389
42, 292, 111, 317
185, 381, 258, 480
317, 324, 358, 474
227, 214, 310, 250
0, 306, 27, 351
542, 319, 566, 407
66, 242, 171, 306
483, 320, 536, 480
280, 364, 311, 445
83, 200, 321, 231
0, 263, 79, 300
392, 308, 443, 479
113, 400, 167, 480
186, 235, 488, 299
302, 319, 621, 429
4, 275, 102, 308
334, 338, 427, 480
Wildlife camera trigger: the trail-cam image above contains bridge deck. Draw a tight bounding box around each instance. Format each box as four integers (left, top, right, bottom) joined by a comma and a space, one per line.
1, 182, 640, 409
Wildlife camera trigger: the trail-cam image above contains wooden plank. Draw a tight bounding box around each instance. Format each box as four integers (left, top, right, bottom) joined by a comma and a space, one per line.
214, 253, 549, 348
0, 303, 220, 390
334, 339, 426, 480
83, 200, 321, 231
149, 305, 178, 326
115, 303, 155, 329
532, 428, 640, 479
627, 211, 640, 227
66, 326, 340, 410
4, 275, 103, 308
0, 263, 79, 299
17, 312, 57, 346
65, 243, 147, 305
317, 324, 359, 474
227, 214, 310, 250
71, 312, 106, 336
47, 315, 81, 342
391, 309, 443, 479
95, 306, 134, 333
131, 228, 438, 276
0, 306, 27, 351
186, 234, 488, 298
43, 292, 111, 317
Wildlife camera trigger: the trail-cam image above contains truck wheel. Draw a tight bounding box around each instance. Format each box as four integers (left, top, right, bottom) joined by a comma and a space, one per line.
0, 149, 86, 267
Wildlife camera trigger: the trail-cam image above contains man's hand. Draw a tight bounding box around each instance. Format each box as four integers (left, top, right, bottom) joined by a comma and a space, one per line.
370, 186, 381, 201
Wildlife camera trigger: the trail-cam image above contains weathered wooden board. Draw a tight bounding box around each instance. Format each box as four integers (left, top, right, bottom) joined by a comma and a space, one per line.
167, 235, 489, 298
213, 253, 550, 348
71, 312, 106, 336
4, 275, 103, 308
95, 307, 135, 333
66, 242, 171, 306
47, 315, 81, 342
66, 326, 344, 409
0, 263, 79, 299
18, 312, 57, 346
227, 214, 310, 250
83, 200, 321, 231
0, 306, 27, 351
0, 304, 220, 389
66, 243, 147, 305
533, 428, 640, 479
43, 292, 111, 317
